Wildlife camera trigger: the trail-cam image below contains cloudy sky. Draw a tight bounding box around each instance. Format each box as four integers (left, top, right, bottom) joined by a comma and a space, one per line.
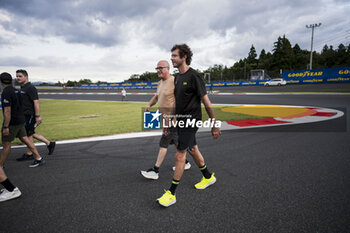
0, 0, 349, 83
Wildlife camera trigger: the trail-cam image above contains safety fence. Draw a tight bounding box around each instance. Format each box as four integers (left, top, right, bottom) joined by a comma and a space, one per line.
62, 66, 350, 90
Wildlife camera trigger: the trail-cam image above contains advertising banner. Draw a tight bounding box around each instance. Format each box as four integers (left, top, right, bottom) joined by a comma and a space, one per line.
282, 67, 350, 84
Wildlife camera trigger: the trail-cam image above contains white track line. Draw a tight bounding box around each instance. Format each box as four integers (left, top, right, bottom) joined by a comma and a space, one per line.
2, 104, 344, 149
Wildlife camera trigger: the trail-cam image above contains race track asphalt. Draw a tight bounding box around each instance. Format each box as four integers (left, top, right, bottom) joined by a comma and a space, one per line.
1, 84, 350, 233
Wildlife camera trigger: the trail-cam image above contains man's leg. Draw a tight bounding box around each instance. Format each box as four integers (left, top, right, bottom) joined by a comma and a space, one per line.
25, 135, 34, 155
141, 147, 167, 180
17, 135, 34, 161
188, 145, 205, 167
0, 141, 11, 167
21, 136, 41, 160
141, 130, 172, 180
33, 133, 50, 146
20, 136, 44, 168
0, 165, 8, 182
173, 150, 186, 181
189, 145, 216, 190
155, 147, 168, 167
156, 150, 186, 207
33, 133, 56, 155
0, 142, 21, 202
24, 115, 36, 156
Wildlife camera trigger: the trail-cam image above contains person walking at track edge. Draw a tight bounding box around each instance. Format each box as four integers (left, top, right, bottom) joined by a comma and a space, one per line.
15, 69, 55, 161
0, 73, 45, 202
141, 60, 191, 180
121, 88, 127, 101
156, 44, 221, 207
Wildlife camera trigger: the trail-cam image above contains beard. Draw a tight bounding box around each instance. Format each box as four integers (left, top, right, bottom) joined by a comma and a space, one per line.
172, 62, 179, 68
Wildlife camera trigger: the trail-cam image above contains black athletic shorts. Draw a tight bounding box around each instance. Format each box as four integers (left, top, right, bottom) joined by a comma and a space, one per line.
24, 114, 36, 137
177, 127, 198, 152
159, 127, 178, 148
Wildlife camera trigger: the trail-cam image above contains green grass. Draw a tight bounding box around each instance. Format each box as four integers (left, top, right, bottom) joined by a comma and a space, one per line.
1, 100, 264, 144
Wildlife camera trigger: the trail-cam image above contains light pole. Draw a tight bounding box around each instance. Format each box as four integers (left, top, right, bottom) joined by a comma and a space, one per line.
306, 23, 321, 70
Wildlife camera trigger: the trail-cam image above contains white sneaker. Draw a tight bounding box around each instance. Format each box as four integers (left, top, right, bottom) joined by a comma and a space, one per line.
172, 162, 191, 171
0, 187, 22, 202
140, 170, 159, 180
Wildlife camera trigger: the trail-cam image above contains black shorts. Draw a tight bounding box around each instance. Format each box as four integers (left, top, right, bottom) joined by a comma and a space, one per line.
177, 127, 198, 152
24, 115, 36, 137
159, 127, 178, 148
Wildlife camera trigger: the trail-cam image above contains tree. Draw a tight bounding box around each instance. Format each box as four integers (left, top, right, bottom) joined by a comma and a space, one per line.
66, 80, 77, 87
271, 35, 294, 70
247, 44, 257, 66
337, 43, 348, 66
323, 45, 337, 67
78, 79, 92, 84
126, 74, 141, 82
322, 44, 329, 53
122, 36, 349, 83
346, 44, 350, 65
139, 71, 158, 81
293, 43, 309, 69
259, 49, 267, 60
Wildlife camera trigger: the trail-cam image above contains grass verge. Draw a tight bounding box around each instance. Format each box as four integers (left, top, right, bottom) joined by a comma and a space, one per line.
0, 100, 267, 144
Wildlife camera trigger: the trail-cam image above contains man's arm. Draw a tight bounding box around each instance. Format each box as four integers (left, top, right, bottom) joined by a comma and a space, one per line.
33, 99, 42, 126
201, 94, 221, 139
2, 106, 11, 136
145, 95, 158, 111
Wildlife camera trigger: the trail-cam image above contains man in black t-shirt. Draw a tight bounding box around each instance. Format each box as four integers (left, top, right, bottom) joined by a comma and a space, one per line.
156, 44, 221, 207
0, 73, 44, 202
15, 70, 55, 161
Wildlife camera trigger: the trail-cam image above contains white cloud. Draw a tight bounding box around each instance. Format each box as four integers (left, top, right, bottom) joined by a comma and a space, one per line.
0, 0, 349, 83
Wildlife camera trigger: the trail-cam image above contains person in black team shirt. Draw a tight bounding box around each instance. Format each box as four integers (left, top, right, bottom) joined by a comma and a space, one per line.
0, 73, 45, 202
15, 70, 55, 161
156, 44, 221, 207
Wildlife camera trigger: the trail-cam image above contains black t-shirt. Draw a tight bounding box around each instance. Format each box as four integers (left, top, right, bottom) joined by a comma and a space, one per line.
20, 82, 39, 115
174, 68, 207, 121
1, 86, 25, 125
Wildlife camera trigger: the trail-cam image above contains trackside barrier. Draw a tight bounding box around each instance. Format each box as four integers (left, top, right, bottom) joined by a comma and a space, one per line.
74, 67, 350, 90
282, 66, 350, 84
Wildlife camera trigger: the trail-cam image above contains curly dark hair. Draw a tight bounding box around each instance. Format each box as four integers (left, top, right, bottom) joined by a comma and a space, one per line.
171, 44, 193, 65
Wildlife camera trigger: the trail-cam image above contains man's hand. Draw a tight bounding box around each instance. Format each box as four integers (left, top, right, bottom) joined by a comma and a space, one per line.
35, 116, 42, 127
163, 128, 169, 136
2, 128, 9, 136
211, 127, 221, 139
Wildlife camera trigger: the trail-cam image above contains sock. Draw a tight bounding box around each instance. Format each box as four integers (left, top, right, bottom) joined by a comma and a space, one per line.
153, 166, 159, 173
200, 165, 211, 179
1, 178, 15, 192
169, 179, 180, 195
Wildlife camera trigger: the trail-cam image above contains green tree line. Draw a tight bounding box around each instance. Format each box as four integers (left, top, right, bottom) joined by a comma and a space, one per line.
126, 35, 350, 82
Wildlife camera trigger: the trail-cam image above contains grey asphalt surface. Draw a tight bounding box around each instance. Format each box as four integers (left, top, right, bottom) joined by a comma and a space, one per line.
1, 84, 350, 233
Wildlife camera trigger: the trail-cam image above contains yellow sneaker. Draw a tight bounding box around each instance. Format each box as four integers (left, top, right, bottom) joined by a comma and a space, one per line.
156, 190, 176, 207
194, 173, 216, 190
